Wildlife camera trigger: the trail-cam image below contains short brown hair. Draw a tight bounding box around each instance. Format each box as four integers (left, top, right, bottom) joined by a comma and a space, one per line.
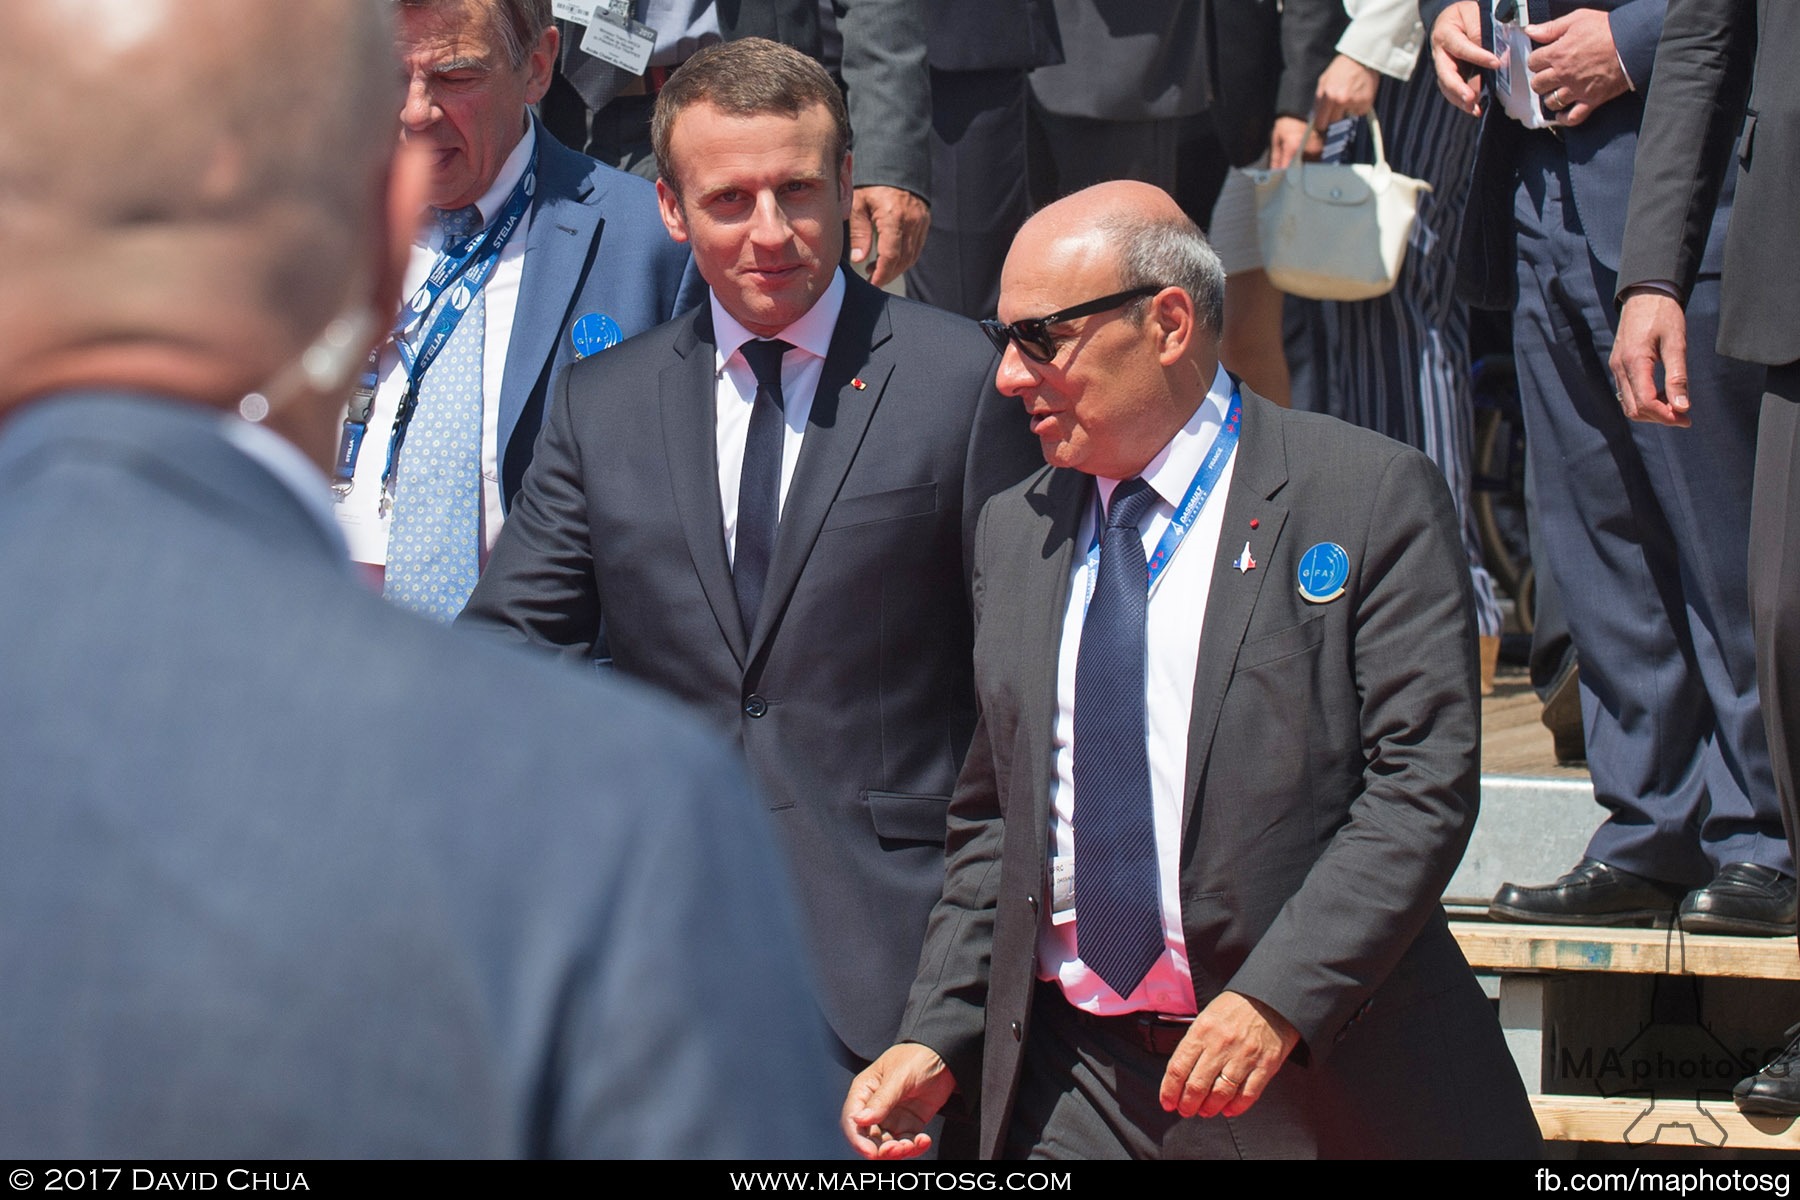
651, 37, 850, 195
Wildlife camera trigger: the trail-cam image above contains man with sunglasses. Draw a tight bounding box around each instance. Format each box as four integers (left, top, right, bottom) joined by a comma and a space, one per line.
845, 181, 1538, 1159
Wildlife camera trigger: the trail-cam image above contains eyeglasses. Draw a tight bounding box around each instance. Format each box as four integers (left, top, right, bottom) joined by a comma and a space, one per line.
979, 286, 1166, 364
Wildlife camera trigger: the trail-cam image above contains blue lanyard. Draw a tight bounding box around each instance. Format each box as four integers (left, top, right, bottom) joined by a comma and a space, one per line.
330, 155, 537, 500
1083, 386, 1242, 611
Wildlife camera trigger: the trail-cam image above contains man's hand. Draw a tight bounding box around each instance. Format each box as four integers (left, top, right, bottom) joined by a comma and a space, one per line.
1431, 1, 1496, 116
842, 1043, 957, 1160
1611, 289, 1694, 427
1526, 10, 1629, 126
1313, 54, 1382, 130
1268, 116, 1323, 171
850, 185, 930, 288
1158, 991, 1300, 1119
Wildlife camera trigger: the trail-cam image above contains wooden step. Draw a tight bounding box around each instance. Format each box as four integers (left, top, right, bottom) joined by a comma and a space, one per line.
1452, 920, 1800, 981
1531, 1095, 1800, 1150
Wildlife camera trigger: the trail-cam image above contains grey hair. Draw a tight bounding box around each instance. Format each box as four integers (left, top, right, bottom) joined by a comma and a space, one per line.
397, 0, 551, 67
1100, 209, 1227, 334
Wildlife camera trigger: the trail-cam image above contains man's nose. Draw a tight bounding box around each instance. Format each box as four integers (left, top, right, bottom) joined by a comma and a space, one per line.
747, 190, 795, 248
400, 76, 438, 130
993, 338, 1040, 398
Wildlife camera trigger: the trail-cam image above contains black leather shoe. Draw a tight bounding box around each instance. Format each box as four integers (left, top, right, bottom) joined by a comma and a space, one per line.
1489, 858, 1686, 926
1735, 1023, 1800, 1117
1680, 863, 1798, 936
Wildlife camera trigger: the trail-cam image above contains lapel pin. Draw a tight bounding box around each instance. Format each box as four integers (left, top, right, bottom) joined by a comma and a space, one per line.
1232, 542, 1257, 574
1249, 518, 1260, 529
570, 312, 622, 360
851, 378, 867, 390
1297, 542, 1350, 604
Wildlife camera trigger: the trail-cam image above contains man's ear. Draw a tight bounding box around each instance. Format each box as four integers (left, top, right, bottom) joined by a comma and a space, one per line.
1151, 286, 1197, 368
522, 24, 558, 106
656, 177, 691, 244
838, 150, 854, 220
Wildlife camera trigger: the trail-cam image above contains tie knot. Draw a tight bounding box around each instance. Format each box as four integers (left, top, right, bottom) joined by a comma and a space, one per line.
433, 205, 483, 242
1105, 477, 1157, 531
740, 339, 793, 387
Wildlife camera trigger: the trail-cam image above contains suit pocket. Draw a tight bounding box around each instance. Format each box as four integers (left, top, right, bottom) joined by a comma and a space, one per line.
864, 789, 949, 846
820, 482, 938, 531
1233, 616, 1326, 672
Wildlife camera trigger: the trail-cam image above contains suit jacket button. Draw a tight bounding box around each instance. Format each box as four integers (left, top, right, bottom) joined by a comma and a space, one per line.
743, 694, 769, 719
1026, 894, 1038, 912
1011, 1020, 1022, 1041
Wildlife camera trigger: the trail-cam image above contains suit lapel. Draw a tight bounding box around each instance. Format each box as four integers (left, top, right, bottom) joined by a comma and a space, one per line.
1022, 468, 1088, 839
1182, 388, 1290, 831
497, 126, 602, 460
745, 275, 893, 662
661, 308, 750, 664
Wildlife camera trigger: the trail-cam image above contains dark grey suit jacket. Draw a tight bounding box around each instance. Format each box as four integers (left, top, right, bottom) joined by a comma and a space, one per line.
462, 272, 1041, 1061
1616, 0, 1797, 366
898, 391, 1540, 1157
0, 393, 839, 1157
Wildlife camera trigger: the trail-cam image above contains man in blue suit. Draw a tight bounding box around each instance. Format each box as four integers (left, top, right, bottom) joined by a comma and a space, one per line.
0, 0, 837, 1158
1428, 0, 1794, 932
335, 0, 701, 620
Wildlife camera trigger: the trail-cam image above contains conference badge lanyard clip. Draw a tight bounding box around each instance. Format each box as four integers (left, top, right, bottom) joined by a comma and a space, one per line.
329, 152, 537, 509
1080, 387, 1242, 613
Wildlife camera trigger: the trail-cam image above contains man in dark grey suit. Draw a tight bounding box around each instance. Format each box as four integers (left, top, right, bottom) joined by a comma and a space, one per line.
1429, 0, 1794, 934
462, 38, 1040, 1089
0, 0, 837, 1157
844, 182, 1538, 1159
1610, 0, 1800, 1113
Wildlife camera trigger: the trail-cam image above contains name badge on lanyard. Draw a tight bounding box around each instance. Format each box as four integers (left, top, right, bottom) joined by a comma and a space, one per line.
329, 153, 536, 506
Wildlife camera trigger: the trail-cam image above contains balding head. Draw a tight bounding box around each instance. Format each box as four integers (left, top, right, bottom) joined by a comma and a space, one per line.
0, 0, 422, 462
992, 182, 1226, 479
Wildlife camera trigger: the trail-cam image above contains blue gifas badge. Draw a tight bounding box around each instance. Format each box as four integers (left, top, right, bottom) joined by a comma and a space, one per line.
570, 312, 623, 359
1297, 542, 1349, 603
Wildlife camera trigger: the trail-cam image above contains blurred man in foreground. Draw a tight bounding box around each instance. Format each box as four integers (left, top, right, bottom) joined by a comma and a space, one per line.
0, 0, 836, 1158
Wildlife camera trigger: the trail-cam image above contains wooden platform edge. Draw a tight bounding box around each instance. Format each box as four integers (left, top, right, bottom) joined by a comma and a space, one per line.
1533, 1095, 1800, 1150
1451, 920, 1800, 981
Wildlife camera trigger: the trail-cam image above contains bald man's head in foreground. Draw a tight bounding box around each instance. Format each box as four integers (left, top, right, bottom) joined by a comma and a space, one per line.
981, 181, 1227, 481
0, 0, 427, 466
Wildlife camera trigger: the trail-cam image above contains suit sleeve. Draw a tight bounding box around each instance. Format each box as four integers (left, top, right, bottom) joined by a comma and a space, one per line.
1607, 0, 1669, 89
835, 0, 933, 199
894, 499, 1004, 1090
1277, 0, 1353, 119
1226, 449, 1482, 1063
458, 362, 606, 661
1616, 0, 1755, 300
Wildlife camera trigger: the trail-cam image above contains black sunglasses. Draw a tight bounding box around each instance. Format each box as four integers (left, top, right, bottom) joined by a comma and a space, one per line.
979, 285, 1166, 364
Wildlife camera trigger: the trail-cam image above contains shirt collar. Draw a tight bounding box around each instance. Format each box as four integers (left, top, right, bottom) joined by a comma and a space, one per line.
710, 266, 847, 370
418, 117, 537, 248
1096, 364, 1236, 512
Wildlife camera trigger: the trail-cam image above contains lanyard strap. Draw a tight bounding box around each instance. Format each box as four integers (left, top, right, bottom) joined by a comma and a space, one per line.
1083, 386, 1242, 611
330, 155, 537, 493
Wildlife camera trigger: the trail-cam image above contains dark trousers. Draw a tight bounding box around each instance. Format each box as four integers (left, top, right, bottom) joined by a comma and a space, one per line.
906, 68, 1032, 321
1511, 134, 1789, 884
1753, 364, 1800, 877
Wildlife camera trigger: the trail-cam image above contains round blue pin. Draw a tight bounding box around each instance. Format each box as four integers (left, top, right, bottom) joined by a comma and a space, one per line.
570, 312, 623, 359
1297, 541, 1350, 604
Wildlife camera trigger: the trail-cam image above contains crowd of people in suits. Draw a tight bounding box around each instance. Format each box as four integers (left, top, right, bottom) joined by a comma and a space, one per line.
2, 0, 1797, 1160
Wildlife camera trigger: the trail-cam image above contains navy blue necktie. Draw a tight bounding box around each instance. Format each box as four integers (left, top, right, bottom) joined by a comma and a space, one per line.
734, 339, 792, 633
1073, 477, 1164, 999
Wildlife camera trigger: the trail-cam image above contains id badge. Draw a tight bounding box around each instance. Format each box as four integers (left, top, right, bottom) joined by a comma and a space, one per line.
552, 1, 599, 22
1050, 856, 1077, 926
581, 10, 657, 76
1493, 0, 1552, 129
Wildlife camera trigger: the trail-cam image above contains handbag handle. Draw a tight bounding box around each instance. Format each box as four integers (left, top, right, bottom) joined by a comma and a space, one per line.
1293, 110, 1389, 185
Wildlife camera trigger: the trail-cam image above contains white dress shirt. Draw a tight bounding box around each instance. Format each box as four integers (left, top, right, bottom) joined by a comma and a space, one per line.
710, 267, 847, 565
335, 122, 537, 571
1038, 365, 1240, 1016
